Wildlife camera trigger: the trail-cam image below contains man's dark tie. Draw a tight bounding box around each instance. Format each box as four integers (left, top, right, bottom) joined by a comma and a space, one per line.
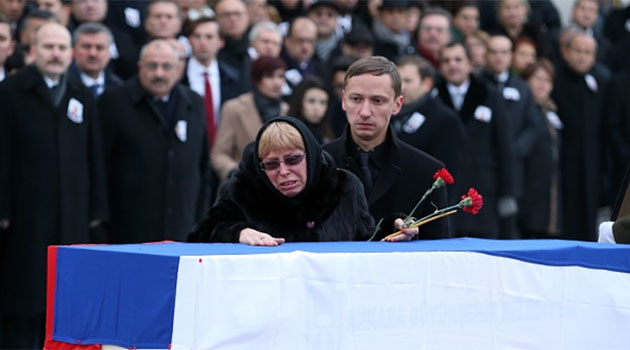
359, 151, 373, 194
90, 83, 100, 98
203, 71, 215, 148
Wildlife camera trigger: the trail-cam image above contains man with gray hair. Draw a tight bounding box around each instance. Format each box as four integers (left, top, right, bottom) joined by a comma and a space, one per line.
98, 39, 210, 244
248, 20, 282, 59
70, 22, 122, 98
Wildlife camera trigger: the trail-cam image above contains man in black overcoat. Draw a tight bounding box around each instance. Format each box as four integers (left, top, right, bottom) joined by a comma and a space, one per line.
324, 56, 450, 241
98, 39, 210, 244
435, 41, 517, 238
552, 31, 606, 241
0, 22, 107, 349
393, 54, 466, 202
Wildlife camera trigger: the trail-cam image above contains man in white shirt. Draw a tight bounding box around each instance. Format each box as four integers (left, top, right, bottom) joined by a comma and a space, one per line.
70, 22, 122, 97
0, 15, 14, 81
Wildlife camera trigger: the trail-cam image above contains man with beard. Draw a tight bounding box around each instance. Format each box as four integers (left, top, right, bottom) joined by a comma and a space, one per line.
98, 39, 210, 244
69, 22, 122, 98
0, 22, 107, 348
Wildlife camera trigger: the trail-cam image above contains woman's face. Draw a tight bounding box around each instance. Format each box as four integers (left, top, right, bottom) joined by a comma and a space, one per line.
301, 88, 329, 124
261, 148, 307, 197
466, 35, 487, 68
512, 41, 536, 72
527, 67, 553, 105
256, 69, 286, 99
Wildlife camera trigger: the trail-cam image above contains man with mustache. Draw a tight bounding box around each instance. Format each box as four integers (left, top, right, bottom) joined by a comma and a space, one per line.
69, 22, 122, 98
98, 39, 211, 244
416, 8, 452, 68
0, 22, 107, 348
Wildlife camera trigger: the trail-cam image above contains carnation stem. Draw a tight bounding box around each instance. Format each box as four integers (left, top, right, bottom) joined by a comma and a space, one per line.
403, 187, 434, 225
381, 209, 458, 241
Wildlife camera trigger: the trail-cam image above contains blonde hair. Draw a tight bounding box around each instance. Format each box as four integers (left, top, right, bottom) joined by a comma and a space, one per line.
258, 122, 305, 159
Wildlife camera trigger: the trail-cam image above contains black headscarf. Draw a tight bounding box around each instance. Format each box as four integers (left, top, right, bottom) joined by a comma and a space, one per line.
189, 116, 345, 242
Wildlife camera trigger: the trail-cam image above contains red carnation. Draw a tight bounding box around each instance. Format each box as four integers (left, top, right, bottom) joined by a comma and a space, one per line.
433, 168, 454, 185
461, 188, 483, 214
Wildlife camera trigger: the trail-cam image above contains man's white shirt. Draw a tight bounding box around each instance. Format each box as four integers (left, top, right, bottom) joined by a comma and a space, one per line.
187, 57, 221, 124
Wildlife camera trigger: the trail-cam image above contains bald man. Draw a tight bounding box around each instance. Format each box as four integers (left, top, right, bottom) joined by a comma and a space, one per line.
98, 39, 210, 244
0, 22, 107, 349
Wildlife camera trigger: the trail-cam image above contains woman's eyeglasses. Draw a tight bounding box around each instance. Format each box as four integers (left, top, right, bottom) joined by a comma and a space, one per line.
260, 153, 306, 171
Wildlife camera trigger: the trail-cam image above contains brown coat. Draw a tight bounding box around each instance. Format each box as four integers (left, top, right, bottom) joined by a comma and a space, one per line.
211, 92, 288, 181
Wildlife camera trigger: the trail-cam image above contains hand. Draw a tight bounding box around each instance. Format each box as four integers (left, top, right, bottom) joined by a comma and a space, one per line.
384, 218, 419, 242
239, 228, 285, 246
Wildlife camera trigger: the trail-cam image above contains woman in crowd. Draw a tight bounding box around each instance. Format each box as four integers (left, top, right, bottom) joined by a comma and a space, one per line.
465, 29, 489, 74
190, 117, 417, 245
518, 59, 562, 238
287, 76, 335, 144
511, 36, 538, 76
211, 56, 289, 182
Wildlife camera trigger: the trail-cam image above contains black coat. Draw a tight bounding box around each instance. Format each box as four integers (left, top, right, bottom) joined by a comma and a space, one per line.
68, 63, 124, 96
189, 117, 374, 243
324, 127, 450, 241
0, 66, 107, 314
603, 71, 630, 204
519, 104, 562, 237
391, 94, 467, 201
99, 78, 210, 243
436, 75, 516, 238
552, 63, 606, 240
180, 57, 244, 107
480, 71, 539, 199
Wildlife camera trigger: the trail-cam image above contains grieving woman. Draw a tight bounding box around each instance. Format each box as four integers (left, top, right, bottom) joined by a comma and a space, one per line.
189, 117, 380, 245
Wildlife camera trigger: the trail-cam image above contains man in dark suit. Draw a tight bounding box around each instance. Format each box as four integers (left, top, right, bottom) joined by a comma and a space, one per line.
69, 22, 122, 98
324, 56, 450, 241
435, 41, 516, 239
98, 39, 210, 244
481, 34, 539, 238
0, 22, 107, 349
393, 54, 466, 200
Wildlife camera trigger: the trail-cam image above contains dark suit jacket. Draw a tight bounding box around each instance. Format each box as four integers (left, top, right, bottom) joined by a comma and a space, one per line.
480, 71, 539, 198
391, 94, 466, 202
324, 127, 451, 241
98, 78, 210, 243
436, 75, 516, 238
180, 58, 243, 108
68, 63, 124, 95
0, 66, 107, 314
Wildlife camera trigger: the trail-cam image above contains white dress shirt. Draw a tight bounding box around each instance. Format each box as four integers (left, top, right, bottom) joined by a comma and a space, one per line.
80, 71, 106, 96
0, 67, 5, 82
186, 57, 221, 124
447, 79, 470, 111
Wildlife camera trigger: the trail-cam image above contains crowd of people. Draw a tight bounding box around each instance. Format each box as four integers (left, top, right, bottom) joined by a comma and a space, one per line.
1, 0, 630, 347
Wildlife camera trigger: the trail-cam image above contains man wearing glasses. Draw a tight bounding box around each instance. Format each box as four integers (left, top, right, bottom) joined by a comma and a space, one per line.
98, 39, 211, 244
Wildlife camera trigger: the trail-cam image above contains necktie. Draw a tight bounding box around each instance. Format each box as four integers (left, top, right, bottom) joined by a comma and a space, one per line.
90, 83, 100, 98
452, 90, 464, 111
203, 71, 216, 148
358, 151, 373, 194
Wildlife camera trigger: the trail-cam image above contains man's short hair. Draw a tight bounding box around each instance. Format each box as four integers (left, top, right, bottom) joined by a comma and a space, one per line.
248, 20, 281, 43
344, 56, 402, 97
397, 54, 436, 81
19, 10, 57, 35
187, 16, 218, 37
440, 40, 472, 61
72, 21, 113, 46
147, 0, 182, 18
419, 7, 452, 24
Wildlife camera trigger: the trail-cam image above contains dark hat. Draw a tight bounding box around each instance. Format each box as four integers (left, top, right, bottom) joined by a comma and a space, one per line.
379, 0, 409, 10
613, 215, 630, 244
343, 23, 374, 46
307, 0, 340, 13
